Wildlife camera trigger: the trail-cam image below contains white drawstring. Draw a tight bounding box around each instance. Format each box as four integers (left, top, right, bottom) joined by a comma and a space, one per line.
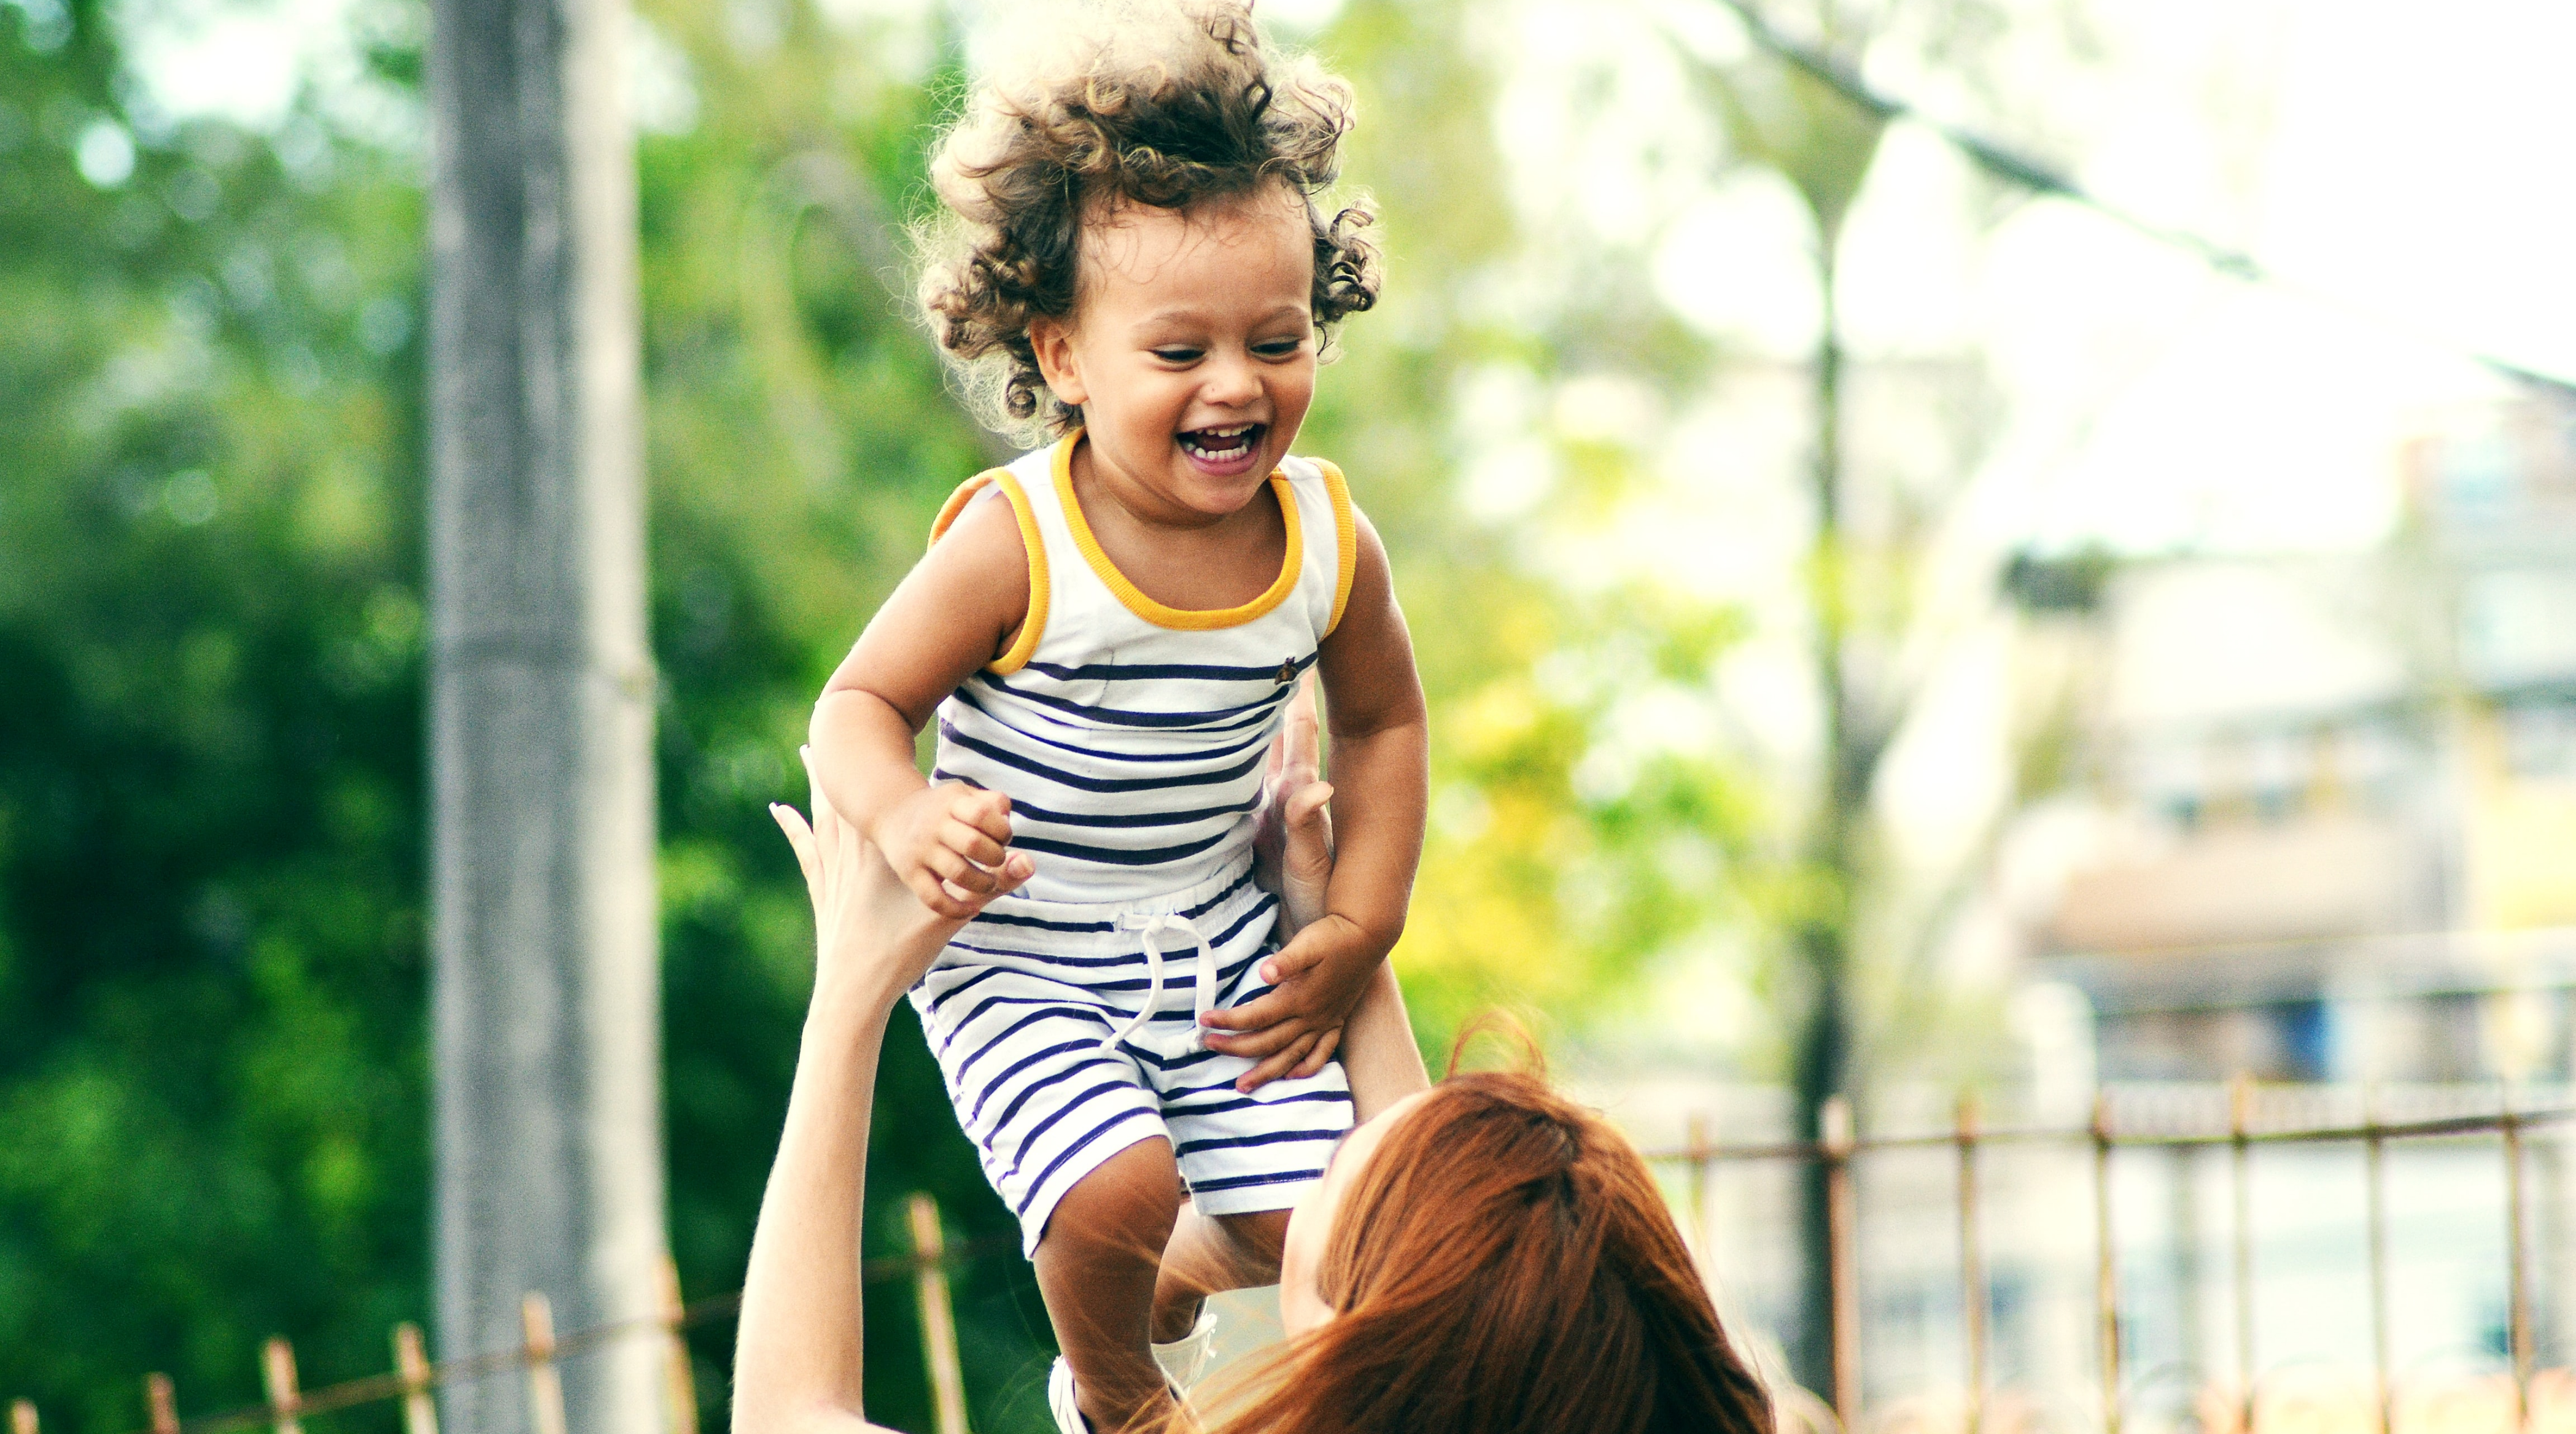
1101, 911, 1218, 1052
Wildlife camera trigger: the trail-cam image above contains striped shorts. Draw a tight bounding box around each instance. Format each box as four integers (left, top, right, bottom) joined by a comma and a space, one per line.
910, 859, 1356, 1255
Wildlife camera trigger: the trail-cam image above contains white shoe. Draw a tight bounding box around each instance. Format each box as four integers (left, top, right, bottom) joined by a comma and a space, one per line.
1152, 1304, 1220, 1396
1048, 1356, 1090, 1433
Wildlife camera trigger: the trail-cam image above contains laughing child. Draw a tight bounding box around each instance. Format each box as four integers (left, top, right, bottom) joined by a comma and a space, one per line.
804, 4, 1429, 1428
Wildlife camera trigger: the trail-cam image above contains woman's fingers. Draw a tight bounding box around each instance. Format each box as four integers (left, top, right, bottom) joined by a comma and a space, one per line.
1284, 780, 1333, 829
795, 745, 848, 881
770, 804, 821, 892
907, 868, 979, 920
1281, 675, 1322, 783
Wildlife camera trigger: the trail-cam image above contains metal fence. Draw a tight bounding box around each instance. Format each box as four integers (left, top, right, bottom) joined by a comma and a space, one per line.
3, 1194, 1001, 1434
1642, 1078, 2572, 1434
20, 1085, 2565, 1434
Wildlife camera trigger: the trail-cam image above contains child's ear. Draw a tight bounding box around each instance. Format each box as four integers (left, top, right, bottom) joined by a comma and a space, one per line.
1028, 315, 1088, 407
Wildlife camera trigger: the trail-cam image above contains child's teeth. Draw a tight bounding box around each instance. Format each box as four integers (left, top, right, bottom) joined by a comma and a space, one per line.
1182, 425, 1256, 457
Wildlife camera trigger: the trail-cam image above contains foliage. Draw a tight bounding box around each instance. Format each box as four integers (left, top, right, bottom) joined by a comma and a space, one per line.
0, 0, 1765, 1428
0, 0, 431, 1424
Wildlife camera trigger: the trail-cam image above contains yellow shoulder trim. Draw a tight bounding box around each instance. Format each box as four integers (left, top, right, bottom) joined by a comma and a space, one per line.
1052, 431, 1303, 631
927, 468, 1048, 675
1314, 459, 1358, 637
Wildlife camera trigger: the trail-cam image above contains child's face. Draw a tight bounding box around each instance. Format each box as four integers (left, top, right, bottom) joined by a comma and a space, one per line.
1030, 185, 1318, 521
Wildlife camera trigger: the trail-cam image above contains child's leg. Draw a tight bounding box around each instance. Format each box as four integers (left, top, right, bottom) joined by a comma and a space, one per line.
1149, 962, 1427, 1338
1151, 1207, 1290, 1341
1032, 1137, 1187, 1432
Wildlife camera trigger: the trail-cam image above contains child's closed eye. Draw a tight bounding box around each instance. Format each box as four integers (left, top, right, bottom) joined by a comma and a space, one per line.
1151, 346, 1205, 364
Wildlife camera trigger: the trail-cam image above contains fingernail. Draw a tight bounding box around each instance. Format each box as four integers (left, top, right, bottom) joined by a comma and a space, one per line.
1260, 961, 1279, 982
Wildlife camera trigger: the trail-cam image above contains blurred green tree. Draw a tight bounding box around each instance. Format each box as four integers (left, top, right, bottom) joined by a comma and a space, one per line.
0, 0, 434, 1425
0, 0, 1765, 1428
1670, 0, 2091, 1396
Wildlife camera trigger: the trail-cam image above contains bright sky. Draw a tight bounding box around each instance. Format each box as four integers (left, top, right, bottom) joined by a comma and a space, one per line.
1646, 0, 2576, 557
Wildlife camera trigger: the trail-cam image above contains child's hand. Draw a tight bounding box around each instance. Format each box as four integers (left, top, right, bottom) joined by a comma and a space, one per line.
1200, 915, 1383, 1092
772, 748, 1035, 1007
869, 780, 1024, 919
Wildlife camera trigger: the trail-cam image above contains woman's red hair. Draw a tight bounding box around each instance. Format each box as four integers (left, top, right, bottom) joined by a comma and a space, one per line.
1198, 1068, 1776, 1434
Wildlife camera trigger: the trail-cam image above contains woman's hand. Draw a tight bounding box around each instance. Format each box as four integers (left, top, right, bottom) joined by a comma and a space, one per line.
1252, 676, 1336, 939
1231, 678, 1351, 1086
772, 746, 1033, 1013
735, 753, 1034, 1434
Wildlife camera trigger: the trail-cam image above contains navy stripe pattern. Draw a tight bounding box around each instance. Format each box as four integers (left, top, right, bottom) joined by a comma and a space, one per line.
931, 440, 1346, 905
911, 867, 1353, 1255
915, 438, 1357, 1253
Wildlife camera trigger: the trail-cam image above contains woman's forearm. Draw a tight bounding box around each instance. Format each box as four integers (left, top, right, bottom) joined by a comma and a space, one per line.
731, 980, 901, 1434
1340, 959, 1430, 1120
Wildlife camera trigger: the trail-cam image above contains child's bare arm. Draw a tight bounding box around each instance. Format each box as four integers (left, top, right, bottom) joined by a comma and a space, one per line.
1202, 511, 1429, 1089
810, 495, 1031, 918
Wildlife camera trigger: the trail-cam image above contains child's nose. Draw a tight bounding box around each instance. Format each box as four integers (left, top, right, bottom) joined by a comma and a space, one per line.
1200, 354, 1262, 405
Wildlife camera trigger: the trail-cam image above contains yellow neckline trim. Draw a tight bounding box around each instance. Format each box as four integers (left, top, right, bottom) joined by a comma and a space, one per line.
928, 468, 1048, 674
1052, 432, 1303, 632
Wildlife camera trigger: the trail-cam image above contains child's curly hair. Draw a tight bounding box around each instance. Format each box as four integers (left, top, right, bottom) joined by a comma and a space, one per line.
916, 1, 1381, 438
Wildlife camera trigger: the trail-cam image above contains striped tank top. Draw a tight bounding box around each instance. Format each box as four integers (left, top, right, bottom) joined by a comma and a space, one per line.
926, 433, 1356, 905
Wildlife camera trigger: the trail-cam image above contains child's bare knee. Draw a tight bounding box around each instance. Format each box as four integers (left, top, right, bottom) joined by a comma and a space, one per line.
1214, 1207, 1292, 1263
1041, 1139, 1184, 1258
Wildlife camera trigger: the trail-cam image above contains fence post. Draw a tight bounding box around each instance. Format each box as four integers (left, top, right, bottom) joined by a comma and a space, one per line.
2364, 1087, 2392, 1434
1956, 1092, 1987, 1434
2504, 1087, 2533, 1434
395, 1321, 440, 1434
1686, 1112, 1713, 1264
263, 1336, 304, 1434
908, 1193, 972, 1434
2229, 1075, 2256, 1434
8, 1400, 34, 1434
660, 1255, 702, 1434
1821, 1096, 1861, 1433
522, 1293, 568, 1434
2093, 1092, 2122, 1434
145, 1373, 179, 1434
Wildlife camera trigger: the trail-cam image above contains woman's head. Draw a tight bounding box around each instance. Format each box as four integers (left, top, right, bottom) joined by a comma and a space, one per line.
915, 1, 1379, 462
1242, 1069, 1777, 1434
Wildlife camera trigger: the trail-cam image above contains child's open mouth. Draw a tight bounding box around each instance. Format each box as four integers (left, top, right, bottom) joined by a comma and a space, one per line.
1176, 422, 1265, 472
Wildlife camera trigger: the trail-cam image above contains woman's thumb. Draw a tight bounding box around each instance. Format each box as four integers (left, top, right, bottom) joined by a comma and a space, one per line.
1286, 782, 1333, 827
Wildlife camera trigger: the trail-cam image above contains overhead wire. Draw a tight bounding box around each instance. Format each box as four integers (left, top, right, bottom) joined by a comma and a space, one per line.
1691, 0, 2576, 397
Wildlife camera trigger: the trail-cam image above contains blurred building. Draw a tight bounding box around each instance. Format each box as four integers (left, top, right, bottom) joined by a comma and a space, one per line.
2019, 392, 2576, 1085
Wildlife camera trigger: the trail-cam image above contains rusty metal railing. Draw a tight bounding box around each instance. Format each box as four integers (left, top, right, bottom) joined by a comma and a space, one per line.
1645, 1079, 2574, 1434
4, 1195, 1007, 1434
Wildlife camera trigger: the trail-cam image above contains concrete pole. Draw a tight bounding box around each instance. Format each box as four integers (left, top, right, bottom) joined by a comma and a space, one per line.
426, 0, 664, 1425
